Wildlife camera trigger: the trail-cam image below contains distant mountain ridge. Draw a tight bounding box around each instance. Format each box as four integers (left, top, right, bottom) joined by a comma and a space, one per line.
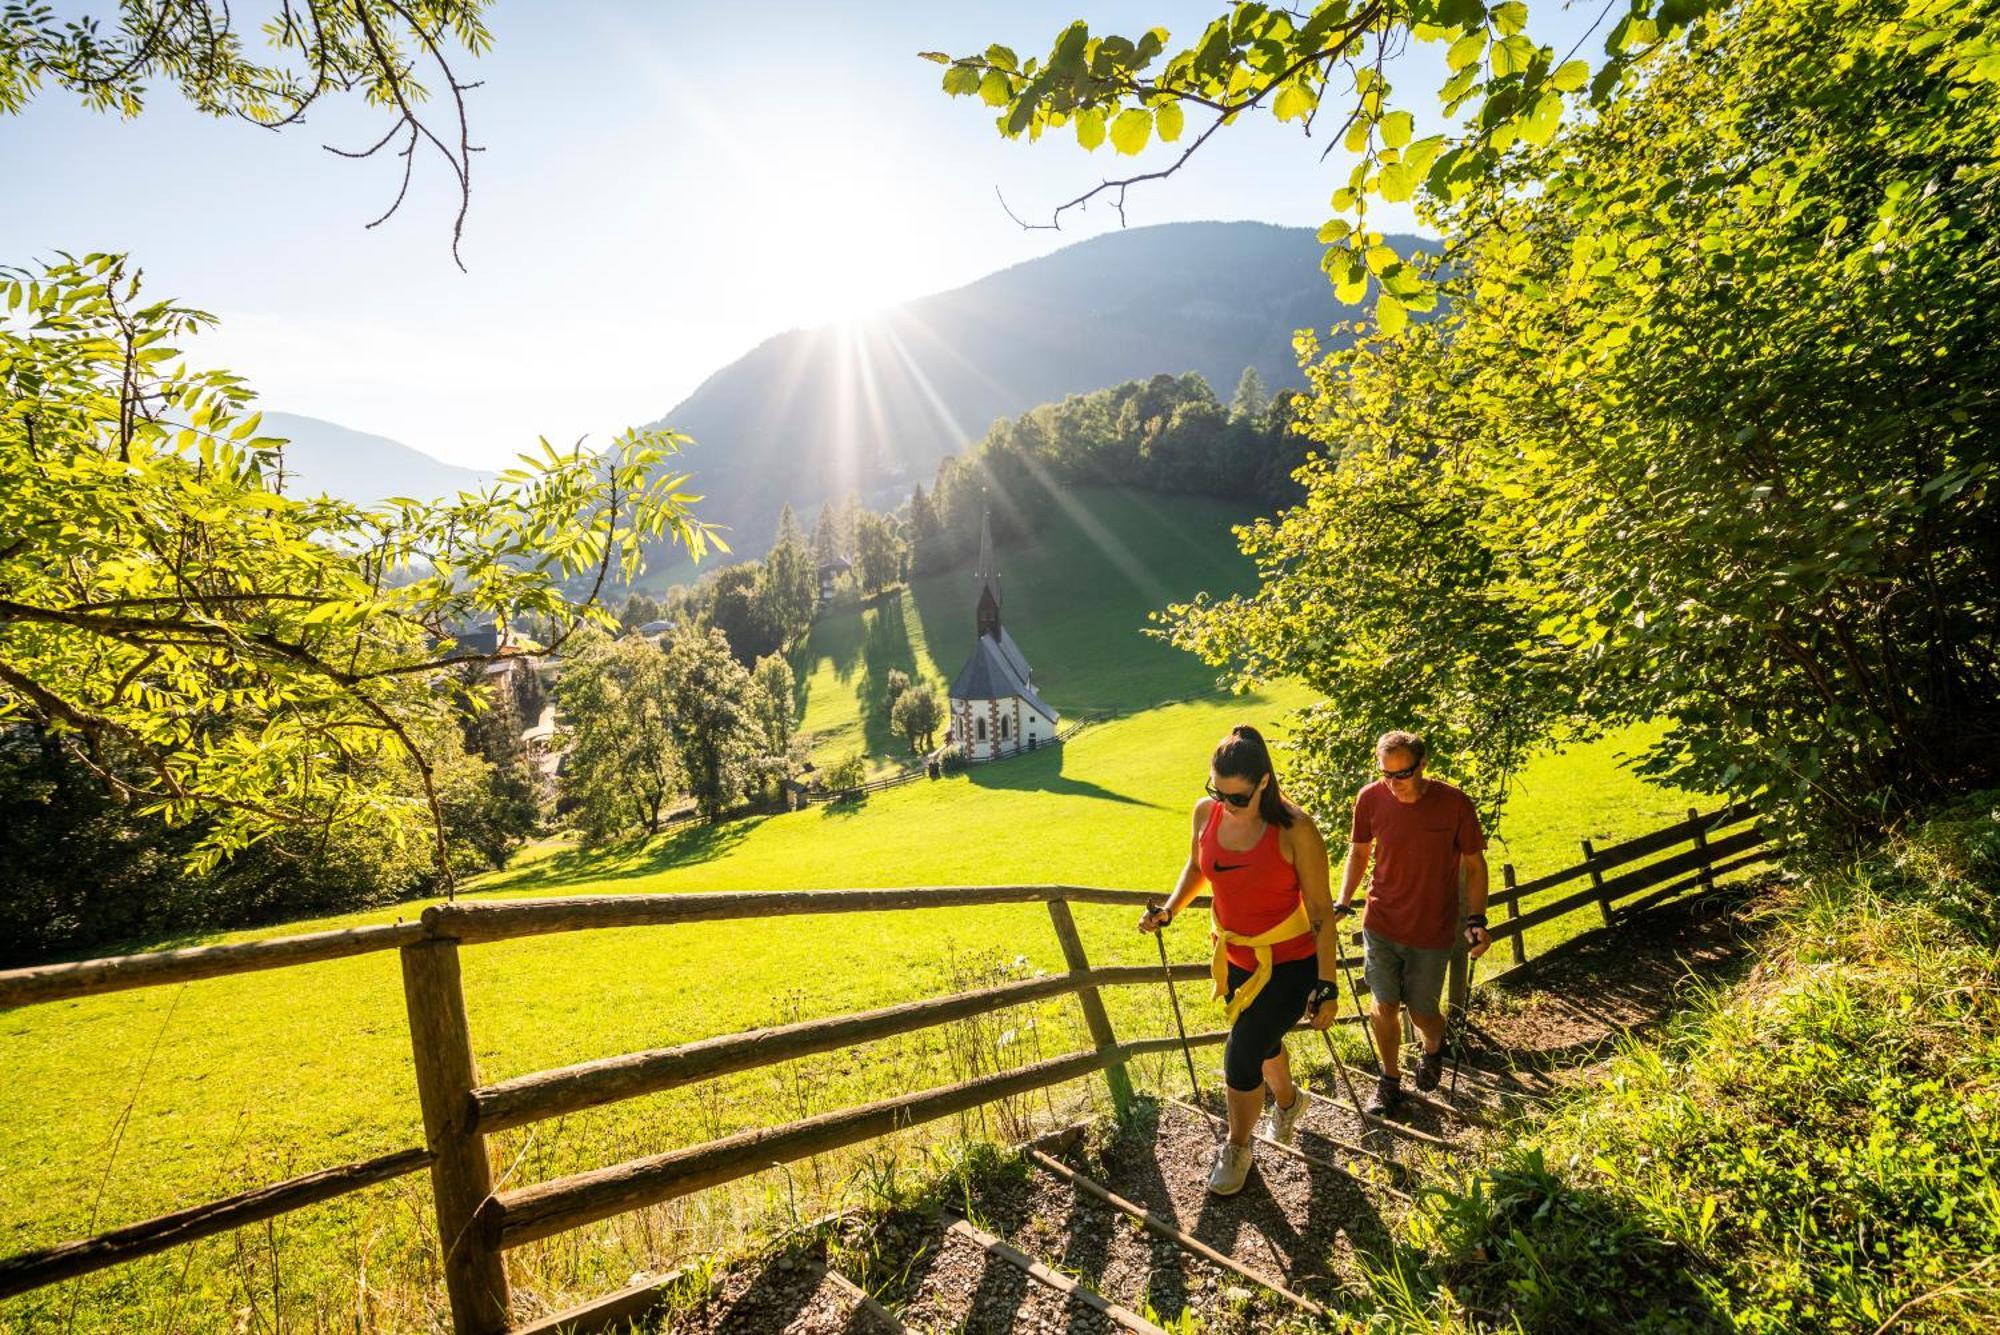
645, 220, 1404, 548
263, 412, 487, 507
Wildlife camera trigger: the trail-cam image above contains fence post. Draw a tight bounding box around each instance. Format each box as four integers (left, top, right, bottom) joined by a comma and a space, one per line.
1580, 839, 1615, 929
1044, 898, 1134, 1120
1688, 807, 1717, 898
1501, 864, 1527, 967
401, 939, 510, 1335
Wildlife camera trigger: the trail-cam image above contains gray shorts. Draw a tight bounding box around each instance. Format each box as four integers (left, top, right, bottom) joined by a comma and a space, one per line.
1362, 929, 1452, 1017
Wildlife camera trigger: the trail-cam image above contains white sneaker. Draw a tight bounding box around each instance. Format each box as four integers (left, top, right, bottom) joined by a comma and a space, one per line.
1207, 1141, 1253, 1196
1261, 1089, 1310, 1146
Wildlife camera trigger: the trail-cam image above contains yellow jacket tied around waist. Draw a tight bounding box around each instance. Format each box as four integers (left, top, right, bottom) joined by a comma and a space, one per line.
1210, 902, 1312, 1023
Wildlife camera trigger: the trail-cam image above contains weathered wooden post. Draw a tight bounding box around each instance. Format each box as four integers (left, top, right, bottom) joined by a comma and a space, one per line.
1689, 807, 1717, 898
1501, 864, 1527, 967
1580, 838, 1615, 929
1045, 898, 1134, 1119
401, 938, 510, 1335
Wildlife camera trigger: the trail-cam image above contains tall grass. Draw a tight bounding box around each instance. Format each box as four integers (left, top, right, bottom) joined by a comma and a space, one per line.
1369, 793, 2000, 1333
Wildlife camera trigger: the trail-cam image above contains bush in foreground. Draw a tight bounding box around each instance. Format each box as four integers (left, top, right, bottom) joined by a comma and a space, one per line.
1379, 794, 2000, 1332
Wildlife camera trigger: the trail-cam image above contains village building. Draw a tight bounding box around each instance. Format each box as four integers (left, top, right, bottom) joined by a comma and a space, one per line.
948, 513, 1057, 760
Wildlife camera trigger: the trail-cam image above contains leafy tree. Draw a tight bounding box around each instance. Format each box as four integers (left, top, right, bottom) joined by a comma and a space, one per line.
810, 502, 839, 565
751, 653, 798, 756
620, 592, 662, 630
907, 482, 944, 573
853, 512, 904, 595
1, 1, 499, 264
892, 683, 944, 754
821, 752, 867, 791
1228, 366, 1269, 424
706, 562, 782, 664
884, 669, 912, 713
557, 632, 684, 842
1169, 0, 2000, 836
759, 506, 818, 645
661, 626, 769, 819
0, 256, 714, 877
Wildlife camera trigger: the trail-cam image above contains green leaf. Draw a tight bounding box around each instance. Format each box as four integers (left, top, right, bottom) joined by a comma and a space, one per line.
1274, 82, 1316, 123
1155, 99, 1185, 142
1553, 59, 1590, 92
978, 71, 1012, 106
985, 44, 1019, 72
1110, 107, 1153, 154
1316, 218, 1353, 243
1448, 31, 1488, 71
1075, 106, 1107, 151
1491, 2, 1530, 38
942, 64, 981, 97
1378, 161, 1418, 202
1380, 110, 1415, 148
1520, 91, 1563, 145
1491, 33, 1536, 76
1405, 134, 1446, 177
1375, 292, 1408, 335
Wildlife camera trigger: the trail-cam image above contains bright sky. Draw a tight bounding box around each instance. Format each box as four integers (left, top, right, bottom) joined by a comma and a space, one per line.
0, 2, 1604, 469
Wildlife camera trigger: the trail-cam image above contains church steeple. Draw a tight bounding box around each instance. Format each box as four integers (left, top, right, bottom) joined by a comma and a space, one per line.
974, 510, 1001, 640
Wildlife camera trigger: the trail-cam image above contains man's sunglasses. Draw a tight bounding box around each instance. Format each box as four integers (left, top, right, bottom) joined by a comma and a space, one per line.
1205, 782, 1256, 809
1380, 762, 1420, 781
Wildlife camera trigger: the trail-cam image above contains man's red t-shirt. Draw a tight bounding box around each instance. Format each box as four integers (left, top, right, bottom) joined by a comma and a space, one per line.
1351, 779, 1486, 950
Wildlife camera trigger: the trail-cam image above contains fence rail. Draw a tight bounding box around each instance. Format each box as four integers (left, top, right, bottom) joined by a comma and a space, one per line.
0, 800, 1776, 1334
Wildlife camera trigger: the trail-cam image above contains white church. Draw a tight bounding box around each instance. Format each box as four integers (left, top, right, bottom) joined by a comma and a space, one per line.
948, 513, 1058, 760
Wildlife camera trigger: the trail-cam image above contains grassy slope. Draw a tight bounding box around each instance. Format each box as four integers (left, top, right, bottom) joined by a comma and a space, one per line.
1374, 797, 2000, 1333
0, 484, 1706, 1331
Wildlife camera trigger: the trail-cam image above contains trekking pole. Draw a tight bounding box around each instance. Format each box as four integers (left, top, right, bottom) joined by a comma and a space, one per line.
1334, 925, 1391, 1080
1449, 948, 1480, 1100
1317, 1013, 1376, 1132
1151, 905, 1220, 1143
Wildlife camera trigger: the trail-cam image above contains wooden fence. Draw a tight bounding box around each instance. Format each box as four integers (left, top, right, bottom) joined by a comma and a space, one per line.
0, 802, 1772, 1333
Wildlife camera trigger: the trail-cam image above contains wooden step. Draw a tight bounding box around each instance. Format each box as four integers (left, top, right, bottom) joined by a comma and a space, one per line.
946, 1217, 1167, 1334
1027, 1149, 1329, 1319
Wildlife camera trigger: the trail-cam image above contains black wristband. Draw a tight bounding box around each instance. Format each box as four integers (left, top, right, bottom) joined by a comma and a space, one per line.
1151, 905, 1175, 927
1465, 913, 1488, 928
1332, 903, 1355, 919
1307, 980, 1340, 1011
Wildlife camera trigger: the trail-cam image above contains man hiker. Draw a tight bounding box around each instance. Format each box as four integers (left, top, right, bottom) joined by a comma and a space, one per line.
1335, 730, 1492, 1115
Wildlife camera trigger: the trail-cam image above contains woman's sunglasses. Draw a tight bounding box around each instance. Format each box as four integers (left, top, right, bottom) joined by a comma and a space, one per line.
1205, 782, 1257, 808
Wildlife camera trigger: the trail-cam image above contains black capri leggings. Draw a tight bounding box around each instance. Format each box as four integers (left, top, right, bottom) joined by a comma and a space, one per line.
1222, 956, 1318, 1092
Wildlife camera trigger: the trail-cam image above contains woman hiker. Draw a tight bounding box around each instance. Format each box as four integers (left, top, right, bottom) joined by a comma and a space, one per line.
1138, 724, 1343, 1195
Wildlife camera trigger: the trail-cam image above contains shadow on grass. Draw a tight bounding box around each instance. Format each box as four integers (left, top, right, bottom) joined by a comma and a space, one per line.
482, 818, 763, 893
965, 742, 1162, 810
854, 595, 922, 758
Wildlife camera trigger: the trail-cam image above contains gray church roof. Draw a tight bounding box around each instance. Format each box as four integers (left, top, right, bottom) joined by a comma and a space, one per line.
950, 633, 1056, 720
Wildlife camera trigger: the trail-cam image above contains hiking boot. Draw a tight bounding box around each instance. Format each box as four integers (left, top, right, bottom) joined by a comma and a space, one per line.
1262, 1089, 1310, 1146
1416, 1047, 1445, 1092
1365, 1074, 1402, 1117
1207, 1141, 1253, 1196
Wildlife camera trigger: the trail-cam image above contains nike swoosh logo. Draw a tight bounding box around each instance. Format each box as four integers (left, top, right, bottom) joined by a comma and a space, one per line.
1214, 862, 1249, 872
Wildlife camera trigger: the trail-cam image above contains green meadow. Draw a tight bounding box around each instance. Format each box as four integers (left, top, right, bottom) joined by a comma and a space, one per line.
0, 486, 1707, 1331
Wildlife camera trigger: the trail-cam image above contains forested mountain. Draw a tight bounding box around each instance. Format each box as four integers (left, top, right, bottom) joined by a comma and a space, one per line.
644, 220, 1406, 547
263, 412, 488, 506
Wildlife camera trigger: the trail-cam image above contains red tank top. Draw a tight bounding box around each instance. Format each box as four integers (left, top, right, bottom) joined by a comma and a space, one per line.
1199, 800, 1314, 970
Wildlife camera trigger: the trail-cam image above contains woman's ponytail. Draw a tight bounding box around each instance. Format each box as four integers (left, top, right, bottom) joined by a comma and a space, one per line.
1211, 724, 1293, 827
